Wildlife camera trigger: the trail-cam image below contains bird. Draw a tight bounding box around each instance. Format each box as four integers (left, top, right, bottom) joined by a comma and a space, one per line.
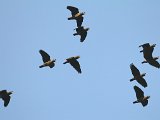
39, 50, 56, 68
63, 56, 82, 73
67, 6, 85, 27
0, 90, 13, 107
133, 86, 150, 107
130, 63, 147, 88
73, 26, 89, 42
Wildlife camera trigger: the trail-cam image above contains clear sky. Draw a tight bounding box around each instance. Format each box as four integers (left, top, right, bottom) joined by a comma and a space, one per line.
0, 0, 160, 120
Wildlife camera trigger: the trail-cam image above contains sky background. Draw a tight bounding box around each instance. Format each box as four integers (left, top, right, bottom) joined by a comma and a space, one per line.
0, 0, 160, 120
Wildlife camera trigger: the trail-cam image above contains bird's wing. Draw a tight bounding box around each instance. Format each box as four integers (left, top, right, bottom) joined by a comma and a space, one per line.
141, 100, 148, 107
130, 64, 140, 76
2, 96, 10, 107
76, 17, 83, 27
0, 90, 7, 94
80, 30, 87, 42
70, 59, 82, 73
39, 50, 50, 63
149, 59, 160, 68
137, 77, 147, 88
134, 86, 144, 99
67, 6, 79, 16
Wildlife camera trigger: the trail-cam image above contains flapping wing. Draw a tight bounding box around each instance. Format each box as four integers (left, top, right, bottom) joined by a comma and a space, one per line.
141, 100, 148, 107
149, 59, 160, 68
70, 59, 82, 73
137, 78, 147, 88
130, 64, 140, 76
76, 17, 83, 27
67, 6, 79, 16
39, 50, 50, 63
134, 86, 144, 99
2, 96, 10, 107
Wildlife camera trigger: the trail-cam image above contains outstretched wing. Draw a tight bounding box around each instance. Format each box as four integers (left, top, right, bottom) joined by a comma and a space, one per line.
149, 59, 160, 68
39, 50, 50, 63
134, 86, 144, 99
141, 100, 148, 107
137, 78, 147, 88
67, 6, 79, 16
2, 96, 10, 107
76, 17, 83, 27
70, 59, 82, 73
130, 64, 140, 76
80, 31, 87, 42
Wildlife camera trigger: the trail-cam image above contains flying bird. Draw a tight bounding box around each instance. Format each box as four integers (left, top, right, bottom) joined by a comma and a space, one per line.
139, 43, 160, 68
39, 50, 56, 68
0, 90, 13, 107
133, 86, 150, 107
63, 56, 81, 73
67, 6, 85, 27
130, 63, 147, 88
73, 26, 89, 42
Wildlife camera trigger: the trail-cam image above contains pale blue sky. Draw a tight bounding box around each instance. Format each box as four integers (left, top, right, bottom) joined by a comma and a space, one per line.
0, 0, 160, 120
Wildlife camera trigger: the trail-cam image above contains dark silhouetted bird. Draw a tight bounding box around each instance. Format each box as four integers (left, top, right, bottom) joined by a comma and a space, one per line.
63, 56, 81, 73
73, 26, 89, 42
139, 43, 160, 68
67, 6, 85, 27
133, 86, 150, 107
39, 50, 56, 68
130, 63, 147, 88
0, 90, 13, 107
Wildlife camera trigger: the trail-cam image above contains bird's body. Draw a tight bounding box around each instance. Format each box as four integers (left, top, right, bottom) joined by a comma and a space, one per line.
130, 63, 147, 88
73, 26, 89, 42
133, 86, 150, 107
0, 90, 13, 107
63, 56, 81, 73
39, 50, 56, 68
67, 6, 85, 27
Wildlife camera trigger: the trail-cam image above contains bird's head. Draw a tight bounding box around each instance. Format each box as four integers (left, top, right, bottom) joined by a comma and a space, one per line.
146, 96, 150, 99
141, 73, 146, 77
152, 44, 156, 47
85, 28, 90, 31
81, 12, 85, 15
8, 91, 13, 95
130, 63, 134, 67
75, 56, 80, 59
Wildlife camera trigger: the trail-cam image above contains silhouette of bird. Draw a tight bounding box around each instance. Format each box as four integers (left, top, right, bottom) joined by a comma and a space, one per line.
0, 90, 13, 107
63, 56, 81, 73
73, 26, 89, 42
133, 86, 150, 107
130, 63, 147, 88
39, 50, 56, 68
139, 43, 160, 68
67, 6, 85, 27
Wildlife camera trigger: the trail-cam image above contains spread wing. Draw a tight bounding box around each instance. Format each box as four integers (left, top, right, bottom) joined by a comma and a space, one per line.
80, 31, 87, 42
69, 59, 81, 73
39, 50, 50, 63
137, 78, 147, 88
76, 17, 83, 27
2, 96, 10, 107
67, 6, 79, 16
141, 100, 148, 107
130, 64, 140, 76
149, 59, 160, 68
134, 86, 144, 99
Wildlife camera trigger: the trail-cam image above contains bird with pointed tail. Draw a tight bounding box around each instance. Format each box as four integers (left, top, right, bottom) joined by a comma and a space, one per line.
63, 56, 82, 73
133, 86, 150, 107
130, 63, 147, 88
39, 50, 56, 68
73, 26, 89, 42
0, 90, 13, 107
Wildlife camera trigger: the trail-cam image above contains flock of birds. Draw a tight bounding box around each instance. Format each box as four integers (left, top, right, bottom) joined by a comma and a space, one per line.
0, 6, 159, 109
130, 43, 160, 107
0, 6, 89, 107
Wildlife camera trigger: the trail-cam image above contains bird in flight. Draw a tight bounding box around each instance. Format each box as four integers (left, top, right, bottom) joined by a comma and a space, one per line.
63, 56, 82, 73
39, 50, 56, 68
130, 63, 147, 88
0, 90, 13, 107
133, 86, 150, 107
